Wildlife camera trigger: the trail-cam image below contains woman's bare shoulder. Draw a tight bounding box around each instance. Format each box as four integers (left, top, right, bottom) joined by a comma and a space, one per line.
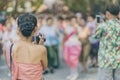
36, 45, 47, 53
35, 45, 47, 58
13, 42, 20, 49
12, 42, 23, 56
13, 42, 23, 50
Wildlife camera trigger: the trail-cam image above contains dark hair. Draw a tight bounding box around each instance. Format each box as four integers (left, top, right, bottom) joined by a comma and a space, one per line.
17, 13, 37, 37
70, 16, 77, 20
46, 17, 53, 21
0, 18, 6, 25
38, 16, 44, 20
87, 14, 95, 19
106, 3, 120, 16
57, 16, 64, 21
64, 17, 70, 21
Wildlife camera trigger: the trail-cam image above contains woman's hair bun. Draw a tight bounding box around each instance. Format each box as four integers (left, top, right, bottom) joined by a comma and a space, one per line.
17, 13, 37, 37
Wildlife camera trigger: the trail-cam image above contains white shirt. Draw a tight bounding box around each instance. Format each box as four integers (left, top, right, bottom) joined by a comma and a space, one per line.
38, 25, 59, 46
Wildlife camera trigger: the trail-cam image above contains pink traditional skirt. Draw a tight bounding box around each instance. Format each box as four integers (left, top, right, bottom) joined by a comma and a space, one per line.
63, 45, 82, 68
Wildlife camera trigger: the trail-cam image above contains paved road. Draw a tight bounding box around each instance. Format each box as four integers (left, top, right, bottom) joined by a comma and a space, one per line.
0, 55, 98, 80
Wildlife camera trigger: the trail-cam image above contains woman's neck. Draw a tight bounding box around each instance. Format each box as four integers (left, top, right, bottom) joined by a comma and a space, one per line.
20, 35, 32, 43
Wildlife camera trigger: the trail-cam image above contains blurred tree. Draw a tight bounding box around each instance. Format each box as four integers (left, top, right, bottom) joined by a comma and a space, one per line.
62, 0, 87, 13
62, 0, 103, 14
62, 0, 120, 14
0, 0, 119, 16
106, 0, 119, 4
0, 0, 43, 17
0, 0, 10, 12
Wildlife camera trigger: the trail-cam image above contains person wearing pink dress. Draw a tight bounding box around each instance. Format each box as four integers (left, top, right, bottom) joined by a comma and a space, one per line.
6, 13, 47, 80
63, 16, 82, 80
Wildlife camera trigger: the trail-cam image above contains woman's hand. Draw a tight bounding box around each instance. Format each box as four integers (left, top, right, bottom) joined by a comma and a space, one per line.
38, 33, 45, 45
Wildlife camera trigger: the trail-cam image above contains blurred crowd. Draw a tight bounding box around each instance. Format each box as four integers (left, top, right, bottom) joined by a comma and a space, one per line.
0, 12, 120, 79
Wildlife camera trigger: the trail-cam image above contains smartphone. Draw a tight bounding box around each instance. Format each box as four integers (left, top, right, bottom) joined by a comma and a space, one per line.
36, 35, 46, 44
96, 15, 101, 23
36, 35, 40, 44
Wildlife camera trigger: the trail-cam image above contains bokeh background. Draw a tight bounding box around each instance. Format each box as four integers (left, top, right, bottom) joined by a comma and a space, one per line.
0, 0, 120, 16
0, 0, 120, 80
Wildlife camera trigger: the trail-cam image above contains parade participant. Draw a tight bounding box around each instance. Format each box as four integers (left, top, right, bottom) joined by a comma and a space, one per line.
63, 16, 82, 80
79, 19, 91, 72
2, 20, 13, 54
86, 14, 99, 67
39, 17, 59, 73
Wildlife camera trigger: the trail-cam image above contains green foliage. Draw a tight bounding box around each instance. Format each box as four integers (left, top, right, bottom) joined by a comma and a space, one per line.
0, 0, 43, 17
63, 0, 87, 13
0, 0, 10, 11
62, 0, 115, 14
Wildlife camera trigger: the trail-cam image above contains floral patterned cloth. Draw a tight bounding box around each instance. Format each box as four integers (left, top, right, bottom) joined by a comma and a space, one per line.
93, 19, 120, 69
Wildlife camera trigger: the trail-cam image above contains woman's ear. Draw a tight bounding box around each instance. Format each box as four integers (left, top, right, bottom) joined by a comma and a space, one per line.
33, 26, 38, 35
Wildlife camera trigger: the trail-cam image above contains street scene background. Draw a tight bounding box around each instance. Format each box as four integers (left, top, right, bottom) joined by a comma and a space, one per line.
0, 0, 120, 80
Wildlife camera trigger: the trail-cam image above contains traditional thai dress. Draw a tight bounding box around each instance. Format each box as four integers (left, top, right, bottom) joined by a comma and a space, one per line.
63, 26, 82, 68
6, 44, 43, 80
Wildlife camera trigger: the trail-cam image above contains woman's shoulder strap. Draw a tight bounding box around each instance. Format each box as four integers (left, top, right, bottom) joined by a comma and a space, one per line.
10, 43, 14, 71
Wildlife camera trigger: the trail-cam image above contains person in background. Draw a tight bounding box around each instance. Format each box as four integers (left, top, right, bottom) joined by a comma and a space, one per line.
0, 19, 4, 58
0, 15, 6, 32
6, 13, 47, 80
62, 17, 71, 49
37, 17, 44, 31
56, 16, 64, 35
118, 12, 120, 23
79, 18, 91, 73
86, 14, 99, 67
39, 17, 60, 73
2, 20, 13, 55
0, 22, 4, 32
93, 3, 120, 80
76, 12, 82, 25
1, 17, 18, 76
56, 16, 64, 61
63, 16, 82, 80
0, 26, 3, 59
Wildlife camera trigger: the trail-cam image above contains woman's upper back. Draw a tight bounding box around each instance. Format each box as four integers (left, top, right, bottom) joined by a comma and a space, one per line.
13, 41, 44, 64
11, 41, 46, 80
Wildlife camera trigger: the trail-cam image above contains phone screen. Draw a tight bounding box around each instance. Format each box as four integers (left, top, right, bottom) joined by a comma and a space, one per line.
96, 15, 101, 23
